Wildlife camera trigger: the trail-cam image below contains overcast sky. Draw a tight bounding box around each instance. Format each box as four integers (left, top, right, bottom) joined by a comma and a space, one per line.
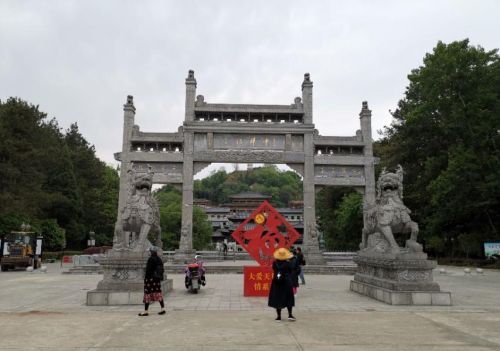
1, 0, 499, 176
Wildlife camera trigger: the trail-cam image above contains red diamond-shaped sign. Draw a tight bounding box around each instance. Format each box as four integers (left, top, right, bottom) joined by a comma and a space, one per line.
231, 200, 301, 266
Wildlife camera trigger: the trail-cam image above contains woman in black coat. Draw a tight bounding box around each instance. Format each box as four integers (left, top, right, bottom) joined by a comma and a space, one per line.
268, 248, 296, 322
139, 247, 165, 316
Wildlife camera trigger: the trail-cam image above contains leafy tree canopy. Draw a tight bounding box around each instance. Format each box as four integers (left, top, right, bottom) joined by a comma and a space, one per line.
376, 39, 500, 257
316, 187, 363, 251
155, 185, 212, 250
0, 98, 119, 250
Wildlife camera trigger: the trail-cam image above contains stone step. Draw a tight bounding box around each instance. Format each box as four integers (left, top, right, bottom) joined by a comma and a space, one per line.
164, 264, 357, 275
163, 251, 252, 262
164, 251, 356, 263
62, 265, 103, 274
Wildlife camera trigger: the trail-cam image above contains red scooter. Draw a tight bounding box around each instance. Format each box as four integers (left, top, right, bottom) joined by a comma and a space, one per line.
184, 258, 206, 294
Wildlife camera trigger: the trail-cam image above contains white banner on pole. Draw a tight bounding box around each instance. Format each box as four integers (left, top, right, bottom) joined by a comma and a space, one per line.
36, 239, 42, 255
3, 243, 9, 255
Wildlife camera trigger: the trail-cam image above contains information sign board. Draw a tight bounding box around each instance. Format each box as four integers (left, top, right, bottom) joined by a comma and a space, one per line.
484, 242, 500, 258
243, 266, 274, 297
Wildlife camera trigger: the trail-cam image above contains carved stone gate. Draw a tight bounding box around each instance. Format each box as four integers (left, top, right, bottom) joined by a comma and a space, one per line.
114, 71, 376, 264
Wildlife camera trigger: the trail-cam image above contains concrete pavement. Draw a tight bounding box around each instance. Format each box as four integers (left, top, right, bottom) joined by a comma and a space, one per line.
0, 264, 499, 350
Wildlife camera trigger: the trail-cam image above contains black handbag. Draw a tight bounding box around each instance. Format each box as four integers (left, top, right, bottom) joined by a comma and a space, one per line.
153, 264, 164, 280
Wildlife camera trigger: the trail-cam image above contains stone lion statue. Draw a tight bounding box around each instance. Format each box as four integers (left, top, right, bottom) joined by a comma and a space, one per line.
113, 165, 162, 252
360, 165, 422, 255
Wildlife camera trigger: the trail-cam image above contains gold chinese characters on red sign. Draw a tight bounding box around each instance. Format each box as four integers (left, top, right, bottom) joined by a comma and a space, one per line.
243, 266, 273, 296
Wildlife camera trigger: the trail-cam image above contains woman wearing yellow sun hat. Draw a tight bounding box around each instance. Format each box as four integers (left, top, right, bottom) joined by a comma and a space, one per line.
267, 247, 296, 322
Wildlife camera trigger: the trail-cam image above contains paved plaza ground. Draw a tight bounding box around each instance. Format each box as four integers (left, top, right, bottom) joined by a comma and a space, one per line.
1, 263, 500, 350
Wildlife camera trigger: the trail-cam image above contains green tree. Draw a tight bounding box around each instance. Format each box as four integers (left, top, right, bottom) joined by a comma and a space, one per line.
0, 98, 56, 218
42, 137, 82, 248
457, 232, 482, 259
332, 192, 363, 250
377, 39, 500, 257
193, 206, 213, 249
316, 188, 363, 250
194, 169, 229, 205
94, 166, 120, 245
426, 236, 445, 258
156, 185, 212, 250
0, 98, 119, 249
156, 185, 182, 250
64, 124, 119, 246
0, 213, 29, 235
0, 98, 81, 241
35, 219, 66, 251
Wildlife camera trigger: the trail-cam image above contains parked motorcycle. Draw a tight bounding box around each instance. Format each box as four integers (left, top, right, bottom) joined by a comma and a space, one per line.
185, 263, 204, 293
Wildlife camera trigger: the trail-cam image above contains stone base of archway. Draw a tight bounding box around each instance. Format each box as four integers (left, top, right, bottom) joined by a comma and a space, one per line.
173, 249, 197, 264
303, 244, 326, 265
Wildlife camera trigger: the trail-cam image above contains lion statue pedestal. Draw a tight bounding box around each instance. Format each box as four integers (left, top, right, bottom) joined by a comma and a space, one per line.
87, 250, 173, 306
350, 166, 451, 305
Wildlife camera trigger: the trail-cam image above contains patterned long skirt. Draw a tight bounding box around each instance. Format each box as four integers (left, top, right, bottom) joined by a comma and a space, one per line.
143, 277, 163, 303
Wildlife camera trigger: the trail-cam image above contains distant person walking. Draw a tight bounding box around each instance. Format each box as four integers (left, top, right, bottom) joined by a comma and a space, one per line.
223, 242, 228, 257
139, 247, 165, 316
296, 247, 306, 285
268, 248, 296, 322
290, 248, 301, 295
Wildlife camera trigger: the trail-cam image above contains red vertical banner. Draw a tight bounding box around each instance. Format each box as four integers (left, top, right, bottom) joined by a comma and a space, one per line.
244, 266, 274, 297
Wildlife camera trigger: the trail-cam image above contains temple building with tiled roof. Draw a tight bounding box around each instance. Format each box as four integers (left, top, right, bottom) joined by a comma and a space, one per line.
196, 192, 304, 244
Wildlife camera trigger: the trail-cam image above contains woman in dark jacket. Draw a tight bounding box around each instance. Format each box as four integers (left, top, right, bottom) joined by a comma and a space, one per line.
139, 247, 165, 316
268, 248, 296, 322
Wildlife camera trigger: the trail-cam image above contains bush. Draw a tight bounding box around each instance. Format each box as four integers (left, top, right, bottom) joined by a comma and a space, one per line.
457, 232, 482, 259
426, 236, 445, 257
436, 257, 500, 269
35, 219, 66, 251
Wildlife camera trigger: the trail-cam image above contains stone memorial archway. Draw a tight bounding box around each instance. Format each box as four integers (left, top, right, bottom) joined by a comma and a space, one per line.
114, 71, 376, 264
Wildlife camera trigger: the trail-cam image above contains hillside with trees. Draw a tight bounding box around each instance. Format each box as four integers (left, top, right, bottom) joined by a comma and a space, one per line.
145, 167, 306, 251
193, 165, 362, 251
194, 166, 303, 207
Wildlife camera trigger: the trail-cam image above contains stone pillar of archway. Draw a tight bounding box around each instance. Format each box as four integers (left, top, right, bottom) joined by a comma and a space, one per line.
174, 71, 197, 263
302, 146, 325, 265
301, 74, 325, 265
360, 101, 376, 205
113, 96, 136, 246
179, 132, 194, 253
